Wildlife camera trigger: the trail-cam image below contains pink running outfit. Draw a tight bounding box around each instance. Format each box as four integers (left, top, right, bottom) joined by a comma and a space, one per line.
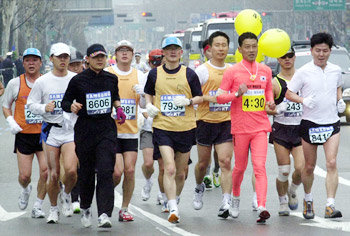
217, 59, 273, 207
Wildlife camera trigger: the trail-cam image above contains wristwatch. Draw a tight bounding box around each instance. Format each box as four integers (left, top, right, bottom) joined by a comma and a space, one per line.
235, 92, 239, 97
189, 99, 193, 105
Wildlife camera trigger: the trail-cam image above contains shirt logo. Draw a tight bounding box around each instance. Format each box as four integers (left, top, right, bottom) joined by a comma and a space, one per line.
260, 76, 266, 81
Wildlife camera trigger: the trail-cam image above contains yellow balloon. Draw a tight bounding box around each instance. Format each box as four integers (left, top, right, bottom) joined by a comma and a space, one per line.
256, 45, 265, 62
259, 28, 291, 58
235, 9, 263, 36
235, 49, 242, 63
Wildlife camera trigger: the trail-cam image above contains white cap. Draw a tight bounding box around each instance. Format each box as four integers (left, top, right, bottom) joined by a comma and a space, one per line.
6, 51, 13, 56
50, 42, 71, 56
115, 40, 134, 51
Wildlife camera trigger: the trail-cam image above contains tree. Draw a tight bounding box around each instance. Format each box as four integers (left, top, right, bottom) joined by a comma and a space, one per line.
1, 0, 16, 54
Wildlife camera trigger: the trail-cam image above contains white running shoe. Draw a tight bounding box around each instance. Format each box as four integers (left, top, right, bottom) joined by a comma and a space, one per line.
141, 180, 153, 201
47, 207, 59, 224
162, 201, 169, 213
61, 192, 73, 217
193, 183, 205, 210
279, 202, 290, 216
287, 190, 298, 210
72, 201, 81, 214
218, 200, 230, 219
81, 208, 92, 228
98, 213, 112, 228
168, 209, 180, 223
156, 192, 163, 205
230, 197, 240, 218
252, 196, 258, 211
257, 206, 270, 223
18, 185, 32, 210
31, 206, 45, 218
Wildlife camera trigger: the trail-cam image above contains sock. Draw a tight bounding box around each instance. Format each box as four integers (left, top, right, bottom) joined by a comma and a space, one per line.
161, 193, 168, 203
304, 193, 313, 202
232, 196, 240, 200
205, 165, 211, 176
253, 192, 257, 200
196, 183, 203, 190
146, 177, 152, 184
223, 193, 231, 203
279, 194, 288, 204
33, 198, 44, 208
121, 207, 128, 212
22, 185, 30, 192
176, 195, 180, 204
63, 191, 70, 199
168, 199, 177, 212
289, 182, 299, 194
50, 205, 58, 211
326, 198, 335, 207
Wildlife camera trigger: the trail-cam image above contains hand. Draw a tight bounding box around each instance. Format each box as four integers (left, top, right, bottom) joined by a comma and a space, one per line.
276, 102, 287, 114
216, 88, 227, 96
63, 111, 78, 130
45, 101, 55, 112
133, 84, 144, 95
266, 101, 276, 111
137, 113, 145, 129
71, 102, 83, 114
302, 95, 316, 109
237, 84, 248, 97
173, 96, 191, 106
337, 99, 346, 113
146, 103, 159, 118
116, 107, 126, 124
6, 116, 22, 134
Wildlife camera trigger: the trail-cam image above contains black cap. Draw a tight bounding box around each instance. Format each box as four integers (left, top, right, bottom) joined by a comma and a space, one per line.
70, 51, 84, 63
86, 44, 107, 57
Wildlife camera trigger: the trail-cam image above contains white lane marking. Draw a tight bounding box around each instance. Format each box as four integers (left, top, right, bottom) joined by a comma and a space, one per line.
291, 212, 350, 232
114, 190, 199, 236
0, 205, 26, 221
314, 165, 350, 186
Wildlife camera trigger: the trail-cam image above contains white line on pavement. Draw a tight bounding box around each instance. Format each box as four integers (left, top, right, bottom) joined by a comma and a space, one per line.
0, 205, 26, 221
114, 190, 199, 236
314, 165, 350, 187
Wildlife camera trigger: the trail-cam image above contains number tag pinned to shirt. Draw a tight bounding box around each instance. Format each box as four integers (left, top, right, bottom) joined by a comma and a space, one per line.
309, 126, 334, 144
86, 91, 111, 115
24, 105, 43, 124
242, 89, 265, 112
208, 90, 230, 111
120, 99, 136, 120
160, 94, 185, 117
49, 93, 64, 115
284, 100, 303, 117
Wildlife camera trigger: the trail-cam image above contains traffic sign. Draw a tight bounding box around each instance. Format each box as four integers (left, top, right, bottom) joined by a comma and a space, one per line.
294, 0, 345, 11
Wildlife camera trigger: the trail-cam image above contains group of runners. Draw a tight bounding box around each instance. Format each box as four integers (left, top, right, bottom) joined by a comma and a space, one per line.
1, 30, 344, 228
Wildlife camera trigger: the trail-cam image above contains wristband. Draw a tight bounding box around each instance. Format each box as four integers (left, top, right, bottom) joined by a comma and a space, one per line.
235, 92, 239, 97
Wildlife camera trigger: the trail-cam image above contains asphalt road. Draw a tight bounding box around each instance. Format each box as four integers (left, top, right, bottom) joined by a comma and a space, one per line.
1, 115, 350, 236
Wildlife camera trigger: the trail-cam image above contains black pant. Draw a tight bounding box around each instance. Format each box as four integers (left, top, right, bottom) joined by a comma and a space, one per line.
76, 138, 116, 217
71, 167, 80, 202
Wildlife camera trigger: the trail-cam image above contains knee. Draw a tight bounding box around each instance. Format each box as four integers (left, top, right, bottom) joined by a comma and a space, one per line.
164, 166, 176, 177
294, 163, 304, 176
40, 169, 48, 181
65, 167, 77, 180
143, 160, 154, 170
124, 166, 135, 178
219, 158, 231, 171
176, 168, 186, 181
197, 160, 209, 172
277, 165, 290, 182
326, 159, 337, 172
19, 173, 31, 184
304, 162, 315, 175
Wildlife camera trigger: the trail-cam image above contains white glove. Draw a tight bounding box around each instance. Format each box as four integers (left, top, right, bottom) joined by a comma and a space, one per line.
337, 99, 346, 113
276, 102, 288, 114
302, 95, 316, 109
146, 103, 160, 118
6, 116, 23, 134
63, 111, 78, 130
133, 84, 144, 95
173, 96, 191, 106
137, 114, 145, 129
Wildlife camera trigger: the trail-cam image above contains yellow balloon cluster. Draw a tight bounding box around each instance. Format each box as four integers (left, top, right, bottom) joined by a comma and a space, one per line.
259, 29, 291, 58
235, 9, 262, 36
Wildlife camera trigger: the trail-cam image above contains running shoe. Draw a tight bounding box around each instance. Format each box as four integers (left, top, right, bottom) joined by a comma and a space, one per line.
257, 206, 270, 223
119, 209, 134, 222
47, 207, 59, 224
81, 208, 92, 228
162, 201, 169, 213
18, 185, 32, 210
252, 195, 258, 211
287, 190, 298, 210
61, 192, 73, 217
193, 183, 205, 210
325, 205, 342, 218
156, 192, 163, 205
218, 200, 230, 219
212, 171, 221, 188
203, 175, 213, 190
141, 180, 153, 201
98, 213, 112, 228
168, 209, 180, 223
303, 200, 315, 219
230, 198, 240, 218
278, 203, 290, 216
72, 201, 81, 214
31, 206, 45, 218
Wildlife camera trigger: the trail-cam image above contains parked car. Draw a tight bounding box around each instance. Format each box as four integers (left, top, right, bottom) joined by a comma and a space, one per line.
265, 41, 350, 122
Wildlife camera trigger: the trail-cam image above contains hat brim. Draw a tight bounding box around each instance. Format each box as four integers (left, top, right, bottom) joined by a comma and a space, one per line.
115, 46, 134, 51
89, 51, 107, 57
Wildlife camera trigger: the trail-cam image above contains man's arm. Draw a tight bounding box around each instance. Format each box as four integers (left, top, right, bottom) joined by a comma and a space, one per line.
27, 81, 48, 115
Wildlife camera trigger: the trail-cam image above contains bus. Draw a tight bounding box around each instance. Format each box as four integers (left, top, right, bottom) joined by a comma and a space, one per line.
200, 18, 237, 64
183, 25, 202, 69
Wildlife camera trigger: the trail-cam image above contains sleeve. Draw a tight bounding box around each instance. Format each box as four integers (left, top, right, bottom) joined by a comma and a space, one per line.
27, 80, 46, 115
265, 67, 274, 102
61, 78, 78, 112
336, 67, 343, 87
287, 70, 303, 93
112, 75, 120, 102
144, 68, 157, 96
2, 78, 19, 109
186, 68, 202, 97
195, 65, 209, 86
219, 68, 233, 92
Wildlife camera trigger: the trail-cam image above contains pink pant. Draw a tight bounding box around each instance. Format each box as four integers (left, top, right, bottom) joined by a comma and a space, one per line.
232, 131, 268, 207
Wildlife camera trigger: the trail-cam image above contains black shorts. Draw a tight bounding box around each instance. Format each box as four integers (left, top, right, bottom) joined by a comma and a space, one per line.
196, 120, 232, 146
116, 138, 138, 154
152, 127, 196, 159
152, 142, 193, 165
14, 133, 43, 155
269, 122, 301, 149
299, 119, 340, 145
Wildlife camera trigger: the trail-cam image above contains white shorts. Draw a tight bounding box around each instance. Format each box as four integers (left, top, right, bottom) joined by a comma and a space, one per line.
45, 126, 74, 147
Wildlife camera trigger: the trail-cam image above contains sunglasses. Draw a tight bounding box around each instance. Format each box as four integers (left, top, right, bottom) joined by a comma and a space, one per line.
280, 53, 295, 59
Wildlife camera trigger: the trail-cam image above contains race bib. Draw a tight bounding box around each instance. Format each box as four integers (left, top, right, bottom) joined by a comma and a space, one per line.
49, 93, 64, 115
309, 126, 334, 144
24, 105, 43, 124
160, 94, 185, 117
121, 99, 136, 120
242, 89, 265, 112
209, 90, 230, 112
86, 91, 111, 115
284, 100, 302, 117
